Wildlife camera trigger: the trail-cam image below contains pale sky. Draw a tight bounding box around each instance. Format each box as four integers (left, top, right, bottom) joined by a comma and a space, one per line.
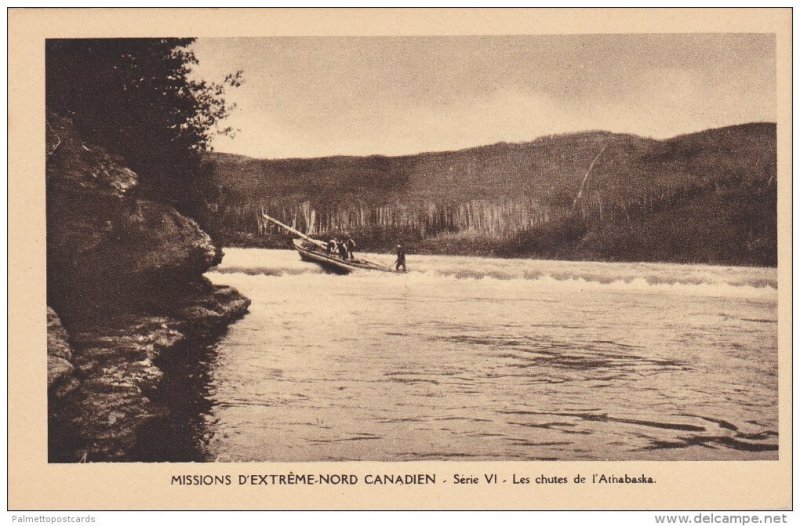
190, 34, 776, 159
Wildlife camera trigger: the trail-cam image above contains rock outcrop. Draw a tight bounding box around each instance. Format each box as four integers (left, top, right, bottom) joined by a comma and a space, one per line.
47, 307, 79, 398
46, 116, 250, 462
47, 116, 223, 321
50, 284, 249, 461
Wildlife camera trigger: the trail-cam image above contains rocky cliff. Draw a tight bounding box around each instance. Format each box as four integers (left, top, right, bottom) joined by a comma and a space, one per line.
46, 116, 250, 462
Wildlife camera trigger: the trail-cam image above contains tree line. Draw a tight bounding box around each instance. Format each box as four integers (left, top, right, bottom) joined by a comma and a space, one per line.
46, 38, 242, 235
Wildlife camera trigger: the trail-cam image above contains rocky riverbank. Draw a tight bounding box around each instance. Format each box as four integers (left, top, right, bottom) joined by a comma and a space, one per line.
46, 116, 250, 462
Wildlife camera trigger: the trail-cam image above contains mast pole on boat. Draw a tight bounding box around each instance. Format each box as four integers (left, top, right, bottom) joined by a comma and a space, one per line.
261, 210, 327, 250
261, 208, 395, 272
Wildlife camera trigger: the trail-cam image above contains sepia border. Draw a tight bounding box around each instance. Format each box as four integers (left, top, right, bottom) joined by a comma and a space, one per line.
8, 7, 792, 510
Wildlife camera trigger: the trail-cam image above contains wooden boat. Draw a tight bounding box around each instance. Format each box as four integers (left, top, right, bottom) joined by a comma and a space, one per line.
261, 212, 395, 274
292, 239, 394, 274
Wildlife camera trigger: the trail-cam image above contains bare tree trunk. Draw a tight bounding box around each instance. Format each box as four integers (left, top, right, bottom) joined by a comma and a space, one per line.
571, 145, 608, 211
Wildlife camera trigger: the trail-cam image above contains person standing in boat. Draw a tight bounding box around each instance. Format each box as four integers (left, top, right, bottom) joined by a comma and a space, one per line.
337, 238, 348, 259
345, 234, 356, 260
395, 244, 406, 272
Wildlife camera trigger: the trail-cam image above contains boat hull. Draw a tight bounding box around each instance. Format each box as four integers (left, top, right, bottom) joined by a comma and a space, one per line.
292, 239, 393, 274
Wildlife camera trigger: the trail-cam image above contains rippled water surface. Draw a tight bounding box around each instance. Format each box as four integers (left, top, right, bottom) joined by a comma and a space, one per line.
196, 248, 778, 461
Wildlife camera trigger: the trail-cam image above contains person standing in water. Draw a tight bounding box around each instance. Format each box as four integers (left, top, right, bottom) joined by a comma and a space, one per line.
395, 244, 406, 272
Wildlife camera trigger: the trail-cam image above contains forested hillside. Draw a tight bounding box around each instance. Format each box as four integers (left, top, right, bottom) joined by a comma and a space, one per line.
205, 123, 776, 266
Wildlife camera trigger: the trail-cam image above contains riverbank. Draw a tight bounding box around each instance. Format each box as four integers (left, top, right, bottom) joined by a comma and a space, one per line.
47, 116, 250, 462
207, 123, 777, 268
219, 225, 778, 268
48, 284, 249, 462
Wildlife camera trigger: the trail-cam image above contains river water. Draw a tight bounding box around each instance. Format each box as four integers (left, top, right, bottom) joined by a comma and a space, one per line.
192, 248, 778, 461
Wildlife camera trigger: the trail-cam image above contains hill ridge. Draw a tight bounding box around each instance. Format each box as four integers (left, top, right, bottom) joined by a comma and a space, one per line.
204, 122, 776, 266
208, 123, 773, 163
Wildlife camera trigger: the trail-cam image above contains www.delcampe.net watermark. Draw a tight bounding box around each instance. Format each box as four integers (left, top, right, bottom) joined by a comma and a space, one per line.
655, 513, 789, 524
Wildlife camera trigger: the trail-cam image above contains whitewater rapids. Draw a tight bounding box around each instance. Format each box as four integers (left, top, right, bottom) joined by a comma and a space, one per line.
186, 248, 778, 461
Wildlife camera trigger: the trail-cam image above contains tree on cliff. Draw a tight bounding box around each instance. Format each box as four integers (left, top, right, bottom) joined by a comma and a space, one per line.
46, 38, 242, 233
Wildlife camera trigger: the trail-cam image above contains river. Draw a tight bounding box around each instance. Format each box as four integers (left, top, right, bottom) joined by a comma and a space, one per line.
177, 248, 778, 461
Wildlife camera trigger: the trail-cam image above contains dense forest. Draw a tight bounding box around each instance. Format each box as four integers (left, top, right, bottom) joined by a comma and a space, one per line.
206, 123, 776, 266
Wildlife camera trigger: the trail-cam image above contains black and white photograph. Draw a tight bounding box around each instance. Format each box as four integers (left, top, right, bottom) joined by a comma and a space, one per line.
44, 30, 781, 465
8, 6, 792, 514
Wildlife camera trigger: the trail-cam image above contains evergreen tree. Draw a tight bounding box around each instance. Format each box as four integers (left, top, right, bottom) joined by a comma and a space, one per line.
46, 38, 242, 232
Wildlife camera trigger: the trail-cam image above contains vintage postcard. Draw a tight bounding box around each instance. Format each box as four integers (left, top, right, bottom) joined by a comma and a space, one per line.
8, 7, 792, 510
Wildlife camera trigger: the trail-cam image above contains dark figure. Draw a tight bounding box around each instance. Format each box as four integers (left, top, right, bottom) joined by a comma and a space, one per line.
345, 236, 356, 260
337, 240, 348, 259
395, 244, 406, 272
